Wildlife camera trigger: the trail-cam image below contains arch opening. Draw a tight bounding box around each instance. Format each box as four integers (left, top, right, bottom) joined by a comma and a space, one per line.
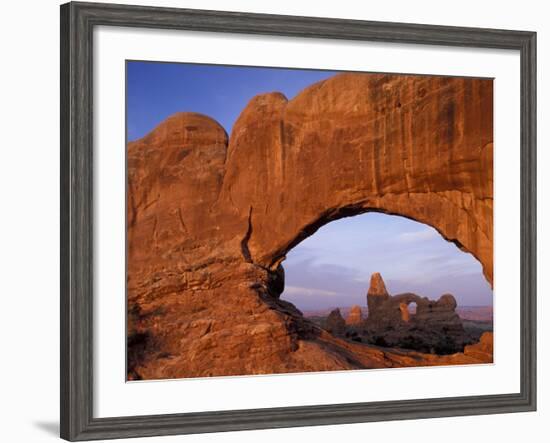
279, 212, 491, 312
278, 212, 493, 354
262, 202, 491, 287
400, 301, 418, 322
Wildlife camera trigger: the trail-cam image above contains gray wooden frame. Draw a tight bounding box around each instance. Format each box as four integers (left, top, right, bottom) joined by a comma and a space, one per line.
60, 1, 537, 441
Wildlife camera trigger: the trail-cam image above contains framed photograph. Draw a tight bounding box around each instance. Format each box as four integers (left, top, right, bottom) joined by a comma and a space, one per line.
60, 1, 536, 440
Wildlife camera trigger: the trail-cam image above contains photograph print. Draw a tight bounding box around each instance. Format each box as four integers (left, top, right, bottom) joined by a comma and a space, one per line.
126, 61, 493, 381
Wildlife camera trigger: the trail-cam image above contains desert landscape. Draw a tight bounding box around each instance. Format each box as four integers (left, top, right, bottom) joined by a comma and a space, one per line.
305, 272, 492, 355
127, 68, 493, 380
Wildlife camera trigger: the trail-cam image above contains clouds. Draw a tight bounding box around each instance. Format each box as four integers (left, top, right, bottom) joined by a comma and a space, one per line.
397, 228, 438, 243
283, 286, 339, 297
280, 213, 493, 310
281, 258, 368, 310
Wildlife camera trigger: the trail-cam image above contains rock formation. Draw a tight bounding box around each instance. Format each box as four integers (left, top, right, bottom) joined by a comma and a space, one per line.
325, 308, 346, 336
464, 331, 493, 361
127, 73, 493, 379
364, 273, 466, 354
346, 305, 363, 325
367, 273, 391, 315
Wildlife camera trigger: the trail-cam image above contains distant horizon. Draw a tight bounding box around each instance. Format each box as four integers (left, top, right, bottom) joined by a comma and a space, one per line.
301, 304, 494, 313
280, 212, 492, 311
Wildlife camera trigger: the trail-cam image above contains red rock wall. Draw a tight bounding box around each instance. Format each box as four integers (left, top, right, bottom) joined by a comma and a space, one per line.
219, 73, 493, 282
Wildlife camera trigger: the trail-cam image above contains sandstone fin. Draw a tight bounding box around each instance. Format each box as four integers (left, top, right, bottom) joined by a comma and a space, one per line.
368, 272, 389, 297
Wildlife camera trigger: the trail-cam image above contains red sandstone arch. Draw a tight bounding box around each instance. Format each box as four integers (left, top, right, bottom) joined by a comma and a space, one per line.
219, 73, 493, 283
127, 72, 493, 379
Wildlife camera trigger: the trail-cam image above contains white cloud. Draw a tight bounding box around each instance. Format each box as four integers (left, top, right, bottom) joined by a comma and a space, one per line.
397, 228, 438, 243
283, 286, 339, 297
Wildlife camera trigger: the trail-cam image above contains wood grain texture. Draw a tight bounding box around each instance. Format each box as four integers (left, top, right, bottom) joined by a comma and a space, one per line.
60, 1, 536, 440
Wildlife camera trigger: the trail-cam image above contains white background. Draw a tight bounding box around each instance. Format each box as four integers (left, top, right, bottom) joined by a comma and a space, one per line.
0, 0, 547, 442
95, 26, 521, 418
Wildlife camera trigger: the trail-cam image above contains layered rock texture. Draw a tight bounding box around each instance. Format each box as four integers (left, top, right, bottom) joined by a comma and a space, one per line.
364, 273, 466, 354
464, 331, 494, 361
127, 73, 493, 380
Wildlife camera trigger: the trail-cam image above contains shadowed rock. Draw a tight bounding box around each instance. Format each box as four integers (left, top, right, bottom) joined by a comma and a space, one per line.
325, 308, 346, 336
364, 273, 466, 354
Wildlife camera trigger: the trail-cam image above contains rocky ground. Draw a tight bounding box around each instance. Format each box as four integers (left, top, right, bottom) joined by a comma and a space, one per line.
304, 273, 492, 356
306, 307, 492, 348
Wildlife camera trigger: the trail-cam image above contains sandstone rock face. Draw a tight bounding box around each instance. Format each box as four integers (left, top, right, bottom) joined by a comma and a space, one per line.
221, 74, 493, 283
346, 305, 363, 325
127, 73, 493, 379
325, 308, 346, 335
367, 272, 391, 315
364, 273, 466, 354
464, 331, 493, 361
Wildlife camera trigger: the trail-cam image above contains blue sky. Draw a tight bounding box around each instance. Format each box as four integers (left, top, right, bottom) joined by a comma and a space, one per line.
282, 213, 492, 310
127, 61, 493, 310
127, 61, 337, 141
